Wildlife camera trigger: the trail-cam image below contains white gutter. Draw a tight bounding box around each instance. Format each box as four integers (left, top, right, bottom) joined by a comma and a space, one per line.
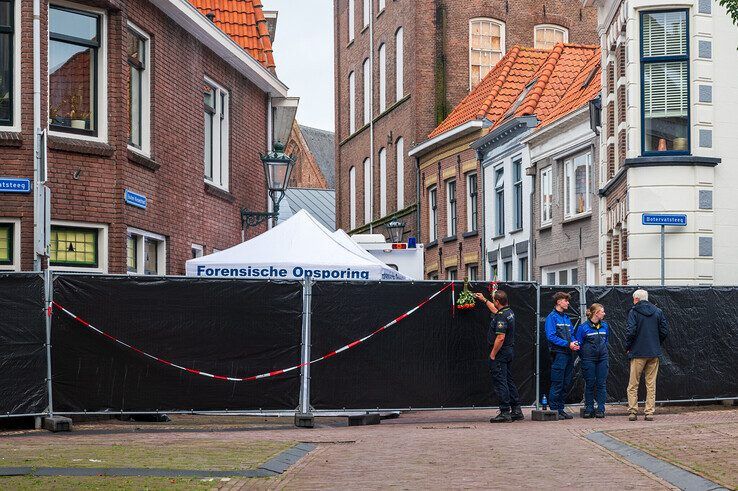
149, 0, 288, 97
521, 106, 589, 145
32, 0, 41, 271
408, 120, 489, 158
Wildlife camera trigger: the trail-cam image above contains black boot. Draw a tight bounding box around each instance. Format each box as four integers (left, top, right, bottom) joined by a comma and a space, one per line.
490, 411, 512, 423
510, 407, 524, 421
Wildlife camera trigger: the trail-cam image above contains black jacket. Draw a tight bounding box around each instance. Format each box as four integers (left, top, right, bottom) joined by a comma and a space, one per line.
626, 301, 669, 358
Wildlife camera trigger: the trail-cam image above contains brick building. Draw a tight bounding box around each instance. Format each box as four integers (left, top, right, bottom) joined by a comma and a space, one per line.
0, 0, 292, 274
333, 0, 598, 251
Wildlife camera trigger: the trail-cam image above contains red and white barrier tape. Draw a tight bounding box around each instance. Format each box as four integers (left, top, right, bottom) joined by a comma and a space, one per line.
51, 282, 453, 383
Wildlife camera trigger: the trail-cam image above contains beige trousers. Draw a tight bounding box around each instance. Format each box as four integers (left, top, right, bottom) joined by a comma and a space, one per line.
627, 357, 660, 415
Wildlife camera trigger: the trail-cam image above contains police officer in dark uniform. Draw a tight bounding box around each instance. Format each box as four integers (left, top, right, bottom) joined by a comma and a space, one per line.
474, 290, 523, 423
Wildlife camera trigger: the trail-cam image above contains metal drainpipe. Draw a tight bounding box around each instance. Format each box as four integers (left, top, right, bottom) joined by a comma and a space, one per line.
415, 156, 421, 245
478, 150, 486, 280
529, 170, 536, 282
33, 0, 42, 271
368, 0, 375, 234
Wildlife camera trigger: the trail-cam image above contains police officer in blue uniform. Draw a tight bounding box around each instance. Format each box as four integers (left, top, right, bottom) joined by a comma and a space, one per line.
544, 291, 579, 419
573, 303, 610, 418
475, 290, 523, 423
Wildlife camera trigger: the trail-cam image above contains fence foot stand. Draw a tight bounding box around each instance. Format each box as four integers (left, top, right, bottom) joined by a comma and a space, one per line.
34, 416, 42, 430
294, 413, 314, 428
43, 416, 72, 433
721, 399, 736, 407
531, 409, 558, 422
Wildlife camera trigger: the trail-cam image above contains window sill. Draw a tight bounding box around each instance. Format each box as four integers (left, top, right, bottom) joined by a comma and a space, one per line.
563, 212, 592, 225
48, 135, 114, 158
376, 8, 385, 17
442, 235, 457, 244
361, 25, 369, 34
509, 227, 524, 235
539, 223, 553, 231
0, 131, 23, 147
204, 182, 235, 203
426, 239, 438, 249
491, 234, 505, 240
128, 149, 160, 171
462, 230, 478, 238
347, 39, 354, 48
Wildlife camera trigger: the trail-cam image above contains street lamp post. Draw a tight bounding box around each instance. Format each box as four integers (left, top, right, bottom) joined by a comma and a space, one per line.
386, 218, 406, 244
240, 142, 296, 236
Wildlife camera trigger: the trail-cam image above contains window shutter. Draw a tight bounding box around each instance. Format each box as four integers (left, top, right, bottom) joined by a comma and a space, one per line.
643, 62, 688, 118
642, 11, 687, 58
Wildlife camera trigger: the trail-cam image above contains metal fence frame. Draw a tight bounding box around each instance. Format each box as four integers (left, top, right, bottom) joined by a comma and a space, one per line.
1, 274, 737, 423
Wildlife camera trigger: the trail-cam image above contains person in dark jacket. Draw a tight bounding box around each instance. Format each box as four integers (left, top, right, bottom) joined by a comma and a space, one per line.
574, 303, 609, 418
544, 292, 580, 420
475, 290, 522, 423
626, 289, 669, 421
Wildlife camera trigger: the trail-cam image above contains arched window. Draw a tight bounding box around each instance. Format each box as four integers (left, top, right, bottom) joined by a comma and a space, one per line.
469, 18, 504, 88
396, 137, 404, 209
534, 25, 568, 49
348, 71, 356, 134
378, 43, 386, 112
348, 0, 355, 42
363, 157, 372, 223
363, 58, 370, 124
379, 147, 387, 216
349, 166, 357, 229
395, 27, 404, 101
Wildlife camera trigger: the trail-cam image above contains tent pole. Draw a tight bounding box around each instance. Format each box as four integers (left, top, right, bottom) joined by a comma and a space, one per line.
535, 283, 541, 409
295, 278, 314, 428
44, 270, 54, 417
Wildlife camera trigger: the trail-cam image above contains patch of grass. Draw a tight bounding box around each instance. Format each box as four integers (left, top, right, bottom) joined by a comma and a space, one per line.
0, 475, 250, 490
0, 440, 294, 471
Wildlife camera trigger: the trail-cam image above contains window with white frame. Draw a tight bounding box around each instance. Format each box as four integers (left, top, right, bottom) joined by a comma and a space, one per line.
534, 25, 568, 49
363, 157, 372, 223
191, 244, 204, 259
447, 268, 457, 281
395, 27, 404, 101
348, 71, 356, 134
542, 263, 578, 285
127, 228, 166, 275
363, 0, 369, 27
513, 158, 523, 230
396, 137, 404, 209
446, 179, 457, 237
349, 166, 357, 229
467, 173, 478, 232
379, 147, 387, 216
49, 5, 104, 136
541, 166, 553, 225
428, 271, 439, 280
466, 264, 478, 281
519, 257, 528, 281
378, 43, 386, 112
0, 0, 17, 127
494, 168, 504, 236
564, 151, 591, 218
469, 18, 504, 88
0, 220, 19, 270
127, 24, 150, 154
428, 186, 438, 242
641, 10, 689, 154
203, 79, 229, 189
503, 260, 512, 281
348, 0, 355, 42
49, 223, 108, 272
363, 58, 370, 124
378, 0, 385, 12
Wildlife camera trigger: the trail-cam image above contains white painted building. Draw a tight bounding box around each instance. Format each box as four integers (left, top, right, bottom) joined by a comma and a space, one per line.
584, 0, 738, 285
473, 117, 536, 282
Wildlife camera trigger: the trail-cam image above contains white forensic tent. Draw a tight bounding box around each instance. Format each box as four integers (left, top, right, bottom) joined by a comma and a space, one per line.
186, 210, 408, 281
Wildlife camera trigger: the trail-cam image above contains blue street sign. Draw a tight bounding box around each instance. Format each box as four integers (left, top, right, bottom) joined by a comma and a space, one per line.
124, 189, 147, 209
642, 214, 687, 226
0, 177, 31, 193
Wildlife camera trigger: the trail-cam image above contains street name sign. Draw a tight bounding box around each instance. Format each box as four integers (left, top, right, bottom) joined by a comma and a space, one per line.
642, 214, 687, 226
124, 189, 147, 209
0, 177, 31, 193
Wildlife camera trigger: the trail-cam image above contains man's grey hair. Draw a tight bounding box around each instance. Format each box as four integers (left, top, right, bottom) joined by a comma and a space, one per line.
633, 289, 649, 302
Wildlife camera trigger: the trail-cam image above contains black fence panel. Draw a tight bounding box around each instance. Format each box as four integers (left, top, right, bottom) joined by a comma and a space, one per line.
538, 286, 584, 405
52, 275, 302, 412
0, 274, 47, 416
309, 281, 537, 409
587, 286, 738, 402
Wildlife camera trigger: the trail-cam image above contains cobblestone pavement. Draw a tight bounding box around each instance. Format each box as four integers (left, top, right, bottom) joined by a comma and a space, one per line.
225, 406, 737, 490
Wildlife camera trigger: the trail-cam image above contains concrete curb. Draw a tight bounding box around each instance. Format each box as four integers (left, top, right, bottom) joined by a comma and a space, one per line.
0, 442, 316, 479
586, 432, 727, 491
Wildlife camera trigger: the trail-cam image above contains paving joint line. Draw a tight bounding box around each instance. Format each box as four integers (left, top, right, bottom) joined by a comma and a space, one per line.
586, 431, 727, 491
0, 442, 316, 479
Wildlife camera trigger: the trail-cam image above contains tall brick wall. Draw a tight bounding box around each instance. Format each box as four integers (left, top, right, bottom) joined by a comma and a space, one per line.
334, 0, 598, 248
0, 0, 270, 273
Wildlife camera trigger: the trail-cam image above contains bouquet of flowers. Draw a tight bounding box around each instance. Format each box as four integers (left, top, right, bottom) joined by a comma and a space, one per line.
456, 278, 476, 310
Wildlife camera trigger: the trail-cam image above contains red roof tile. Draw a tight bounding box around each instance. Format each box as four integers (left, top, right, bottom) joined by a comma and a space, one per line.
188, 0, 276, 69
428, 43, 601, 139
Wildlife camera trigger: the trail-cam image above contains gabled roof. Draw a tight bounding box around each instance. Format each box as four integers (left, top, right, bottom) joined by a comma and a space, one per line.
188, 0, 276, 69
428, 44, 601, 139
299, 126, 335, 188
278, 188, 336, 231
